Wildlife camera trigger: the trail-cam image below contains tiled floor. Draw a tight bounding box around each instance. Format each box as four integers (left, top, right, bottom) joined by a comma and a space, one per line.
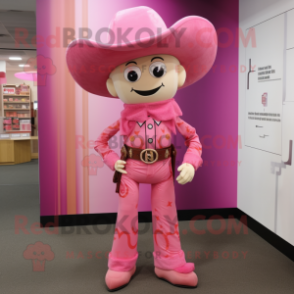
0, 160, 294, 293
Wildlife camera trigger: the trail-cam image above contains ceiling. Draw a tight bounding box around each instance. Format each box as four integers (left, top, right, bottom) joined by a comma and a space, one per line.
0, 1, 36, 71
0, 0, 36, 12
0, 49, 36, 72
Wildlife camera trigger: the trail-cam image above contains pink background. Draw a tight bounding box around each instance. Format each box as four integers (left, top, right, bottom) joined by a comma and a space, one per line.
38, 0, 238, 216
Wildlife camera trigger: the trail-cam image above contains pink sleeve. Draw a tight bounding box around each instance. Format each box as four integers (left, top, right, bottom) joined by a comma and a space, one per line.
175, 117, 203, 170
94, 119, 121, 171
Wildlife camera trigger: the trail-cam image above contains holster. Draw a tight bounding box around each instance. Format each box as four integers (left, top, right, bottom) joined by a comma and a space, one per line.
113, 144, 177, 193
113, 145, 128, 193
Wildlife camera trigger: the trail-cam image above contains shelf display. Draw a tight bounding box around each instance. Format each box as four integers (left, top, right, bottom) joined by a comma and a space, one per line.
3, 117, 11, 131
1, 84, 32, 132
3, 87, 15, 94
20, 119, 31, 131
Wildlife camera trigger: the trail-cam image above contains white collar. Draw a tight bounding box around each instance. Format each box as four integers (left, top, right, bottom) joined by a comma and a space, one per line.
137, 121, 145, 127
137, 120, 161, 127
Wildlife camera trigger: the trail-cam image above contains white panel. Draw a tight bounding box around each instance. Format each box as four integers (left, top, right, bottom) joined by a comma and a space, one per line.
285, 49, 294, 101
286, 9, 294, 49
238, 147, 279, 232
282, 102, 294, 162
245, 14, 284, 154
277, 160, 294, 246
239, 0, 294, 248
277, 102, 294, 245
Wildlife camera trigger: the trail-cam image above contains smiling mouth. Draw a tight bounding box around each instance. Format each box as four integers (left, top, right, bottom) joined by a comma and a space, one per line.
131, 83, 164, 96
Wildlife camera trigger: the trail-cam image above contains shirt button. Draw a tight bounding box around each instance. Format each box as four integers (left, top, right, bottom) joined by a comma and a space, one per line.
148, 138, 153, 144
148, 124, 153, 129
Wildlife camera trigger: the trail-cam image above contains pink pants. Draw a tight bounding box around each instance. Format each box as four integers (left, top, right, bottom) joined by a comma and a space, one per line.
108, 157, 187, 271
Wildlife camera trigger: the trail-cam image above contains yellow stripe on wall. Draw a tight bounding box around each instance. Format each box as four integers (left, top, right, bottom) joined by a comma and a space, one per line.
82, 0, 90, 214
64, 0, 77, 214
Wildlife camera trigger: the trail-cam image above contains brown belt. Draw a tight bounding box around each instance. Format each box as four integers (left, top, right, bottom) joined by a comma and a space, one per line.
113, 144, 177, 193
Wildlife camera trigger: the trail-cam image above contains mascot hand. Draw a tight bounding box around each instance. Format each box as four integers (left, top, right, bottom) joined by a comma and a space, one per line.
115, 160, 127, 174
176, 163, 195, 185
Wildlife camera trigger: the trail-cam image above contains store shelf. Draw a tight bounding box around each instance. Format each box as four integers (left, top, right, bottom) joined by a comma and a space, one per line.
4, 101, 30, 104
2, 130, 32, 134
3, 117, 30, 119
4, 108, 30, 111
3, 94, 30, 97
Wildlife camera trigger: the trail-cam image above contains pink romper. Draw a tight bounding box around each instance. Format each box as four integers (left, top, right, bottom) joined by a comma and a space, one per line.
94, 115, 203, 272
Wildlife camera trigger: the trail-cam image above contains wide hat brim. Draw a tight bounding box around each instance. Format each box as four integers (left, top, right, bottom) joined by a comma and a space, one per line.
66, 16, 218, 98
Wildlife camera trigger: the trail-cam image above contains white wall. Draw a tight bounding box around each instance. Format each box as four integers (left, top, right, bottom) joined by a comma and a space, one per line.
238, 0, 294, 246
0, 61, 6, 72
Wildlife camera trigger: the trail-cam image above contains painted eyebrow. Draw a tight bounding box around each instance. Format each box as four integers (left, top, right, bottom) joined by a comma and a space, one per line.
151, 56, 164, 62
125, 61, 137, 66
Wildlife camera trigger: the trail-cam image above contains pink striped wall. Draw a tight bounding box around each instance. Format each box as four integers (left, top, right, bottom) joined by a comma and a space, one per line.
38, 0, 238, 216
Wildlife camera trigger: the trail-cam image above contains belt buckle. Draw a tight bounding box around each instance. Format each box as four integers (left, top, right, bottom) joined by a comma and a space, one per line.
140, 149, 158, 164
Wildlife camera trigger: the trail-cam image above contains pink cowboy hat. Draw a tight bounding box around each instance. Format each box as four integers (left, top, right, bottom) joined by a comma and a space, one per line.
66, 6, 218, 98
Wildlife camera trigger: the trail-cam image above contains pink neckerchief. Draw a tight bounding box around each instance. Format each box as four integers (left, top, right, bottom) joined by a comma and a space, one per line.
120, 98, 182, 136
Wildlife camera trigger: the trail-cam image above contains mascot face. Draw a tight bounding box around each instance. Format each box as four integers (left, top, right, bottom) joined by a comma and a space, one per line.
106, 54, 186, 104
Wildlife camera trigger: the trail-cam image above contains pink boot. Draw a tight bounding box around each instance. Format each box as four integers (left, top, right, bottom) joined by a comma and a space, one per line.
155, 263, 198, 288
105, 266, 136, 292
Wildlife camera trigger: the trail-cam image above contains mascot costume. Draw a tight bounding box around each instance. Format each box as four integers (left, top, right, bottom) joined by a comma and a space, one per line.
66, 6, 217, 291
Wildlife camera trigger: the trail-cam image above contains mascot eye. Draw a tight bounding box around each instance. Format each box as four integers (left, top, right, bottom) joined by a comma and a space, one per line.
149, 62, 167, 78
124, 66, 141, 82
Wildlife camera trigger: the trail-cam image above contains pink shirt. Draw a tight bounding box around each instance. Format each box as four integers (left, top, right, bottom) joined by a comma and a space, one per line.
94, 116, 203, 171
